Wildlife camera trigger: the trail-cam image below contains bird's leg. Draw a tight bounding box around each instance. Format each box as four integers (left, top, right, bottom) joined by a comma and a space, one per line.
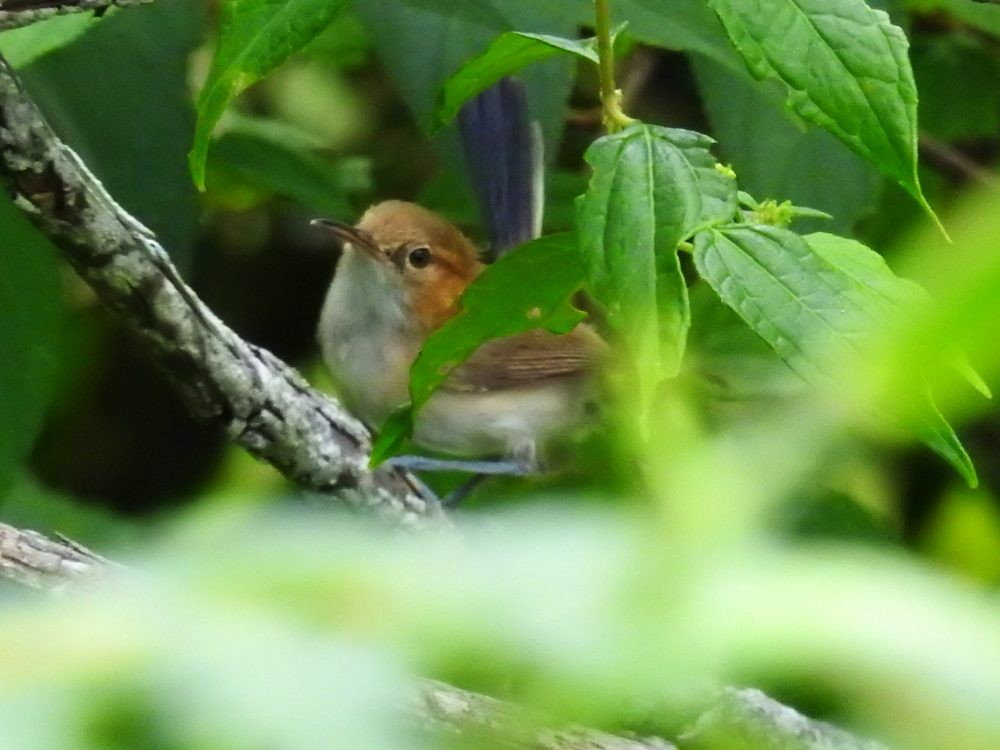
382, 455, 537, 476
442, 473, 491, 508
385, 439, 541, 477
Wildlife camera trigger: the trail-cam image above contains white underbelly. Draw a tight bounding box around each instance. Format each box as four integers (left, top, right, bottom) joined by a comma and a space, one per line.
413, 381, 589, 458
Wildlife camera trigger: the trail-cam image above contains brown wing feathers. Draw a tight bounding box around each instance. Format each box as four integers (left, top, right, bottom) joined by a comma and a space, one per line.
445, 327, 606, 392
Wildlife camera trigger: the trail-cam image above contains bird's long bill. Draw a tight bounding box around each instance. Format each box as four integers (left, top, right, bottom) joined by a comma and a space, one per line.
311, 218, 383, 260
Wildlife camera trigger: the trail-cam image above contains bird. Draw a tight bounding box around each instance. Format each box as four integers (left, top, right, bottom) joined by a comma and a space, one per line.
314, 200, 605, 477
315, 78, 604, 482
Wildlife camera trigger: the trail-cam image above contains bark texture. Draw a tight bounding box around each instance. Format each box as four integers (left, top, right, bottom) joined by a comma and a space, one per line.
0, 0, 152, 29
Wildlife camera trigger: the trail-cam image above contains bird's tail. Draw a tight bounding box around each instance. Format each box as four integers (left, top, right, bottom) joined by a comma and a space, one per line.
458, 77, 544, 260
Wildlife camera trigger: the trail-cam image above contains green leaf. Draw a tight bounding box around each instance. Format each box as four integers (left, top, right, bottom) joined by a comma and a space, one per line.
0, 200, 62, 495
22, 1, 204, 269
692, 225, 976, 484
692, 54, 881, 235
577, 124, 737, 384
0, 14, 98, 68
369, 407, 413, 468
189, 0, 348, 189
410, 233, 586, 411
436, 31, 599, 128
207, 117, 371, 216
706, 0, 935, 224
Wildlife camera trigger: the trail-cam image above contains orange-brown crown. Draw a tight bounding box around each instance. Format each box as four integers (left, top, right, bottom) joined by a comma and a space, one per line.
357, 201, 483, 331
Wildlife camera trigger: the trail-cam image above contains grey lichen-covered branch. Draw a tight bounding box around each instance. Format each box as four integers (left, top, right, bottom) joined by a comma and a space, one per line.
0, 521, 885, 750
0, 521, 108, 589
0, 0, 152, 30
0, 53, 445, 527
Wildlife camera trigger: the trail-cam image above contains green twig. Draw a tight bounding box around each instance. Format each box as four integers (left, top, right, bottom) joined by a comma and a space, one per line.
594, 0, 632, 132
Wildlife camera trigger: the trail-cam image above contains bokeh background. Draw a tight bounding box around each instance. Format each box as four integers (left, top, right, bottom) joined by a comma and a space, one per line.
1, 2, 1000, 747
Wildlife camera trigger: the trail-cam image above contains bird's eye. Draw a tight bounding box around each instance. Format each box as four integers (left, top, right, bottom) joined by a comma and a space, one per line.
407, 246, 432, 269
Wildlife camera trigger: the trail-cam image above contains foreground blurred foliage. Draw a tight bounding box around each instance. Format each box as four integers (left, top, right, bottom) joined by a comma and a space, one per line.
0, 0, 999, 748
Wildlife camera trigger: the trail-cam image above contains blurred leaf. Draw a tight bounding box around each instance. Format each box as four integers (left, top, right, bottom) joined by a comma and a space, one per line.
207, 117, 371, 217
21, 1, 203, 268
924, 487, 1000, 584
301, 8, 372, 69
693, 225, 975, 484
906, 0, 1000, 36
0, 200, 62, 496
578, 124, 737, 392
912, 34, 1000, 141
0, 14, 97, 67
706, 0, 936, 224
436, 31, 599, 129
882, 189, 1000, 412
354, 0, 577, 168
0, 473, 137, 546
808, 232, 991, 400
189, 0, 349, 188
617, 0, 742, 69
692, 55, 881, 235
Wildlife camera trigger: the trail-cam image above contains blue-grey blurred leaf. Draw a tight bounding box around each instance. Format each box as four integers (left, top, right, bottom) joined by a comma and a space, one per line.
20, 1, 204, 269
0, 200, 62, 496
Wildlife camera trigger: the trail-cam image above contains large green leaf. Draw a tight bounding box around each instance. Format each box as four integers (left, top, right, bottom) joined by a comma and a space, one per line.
22, 1, 203, 268
372, 234, 586, 461
693, 225, 975, 485
189, 0, 349, 189
692, 55, 881, 235
435, 31, 598, 128
578, 124, 737, 384
706, 0, 933, 220
0, 14, 97, 68
0, 200, 62, 495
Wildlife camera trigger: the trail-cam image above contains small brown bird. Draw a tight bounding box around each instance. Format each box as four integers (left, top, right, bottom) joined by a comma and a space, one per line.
315, 200, 604, 475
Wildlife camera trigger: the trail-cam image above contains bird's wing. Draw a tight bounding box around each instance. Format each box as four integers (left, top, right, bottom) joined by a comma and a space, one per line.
458, 77, 544, 260
443, 327, 606, 393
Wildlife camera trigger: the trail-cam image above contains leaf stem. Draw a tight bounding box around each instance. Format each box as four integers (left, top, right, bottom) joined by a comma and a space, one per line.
594, 0, 632, 133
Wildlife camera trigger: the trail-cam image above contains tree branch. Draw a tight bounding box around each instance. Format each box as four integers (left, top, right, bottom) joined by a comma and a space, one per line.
0, 53, 446, 527
0, 521, 109, 589
0, 0, 152, 30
